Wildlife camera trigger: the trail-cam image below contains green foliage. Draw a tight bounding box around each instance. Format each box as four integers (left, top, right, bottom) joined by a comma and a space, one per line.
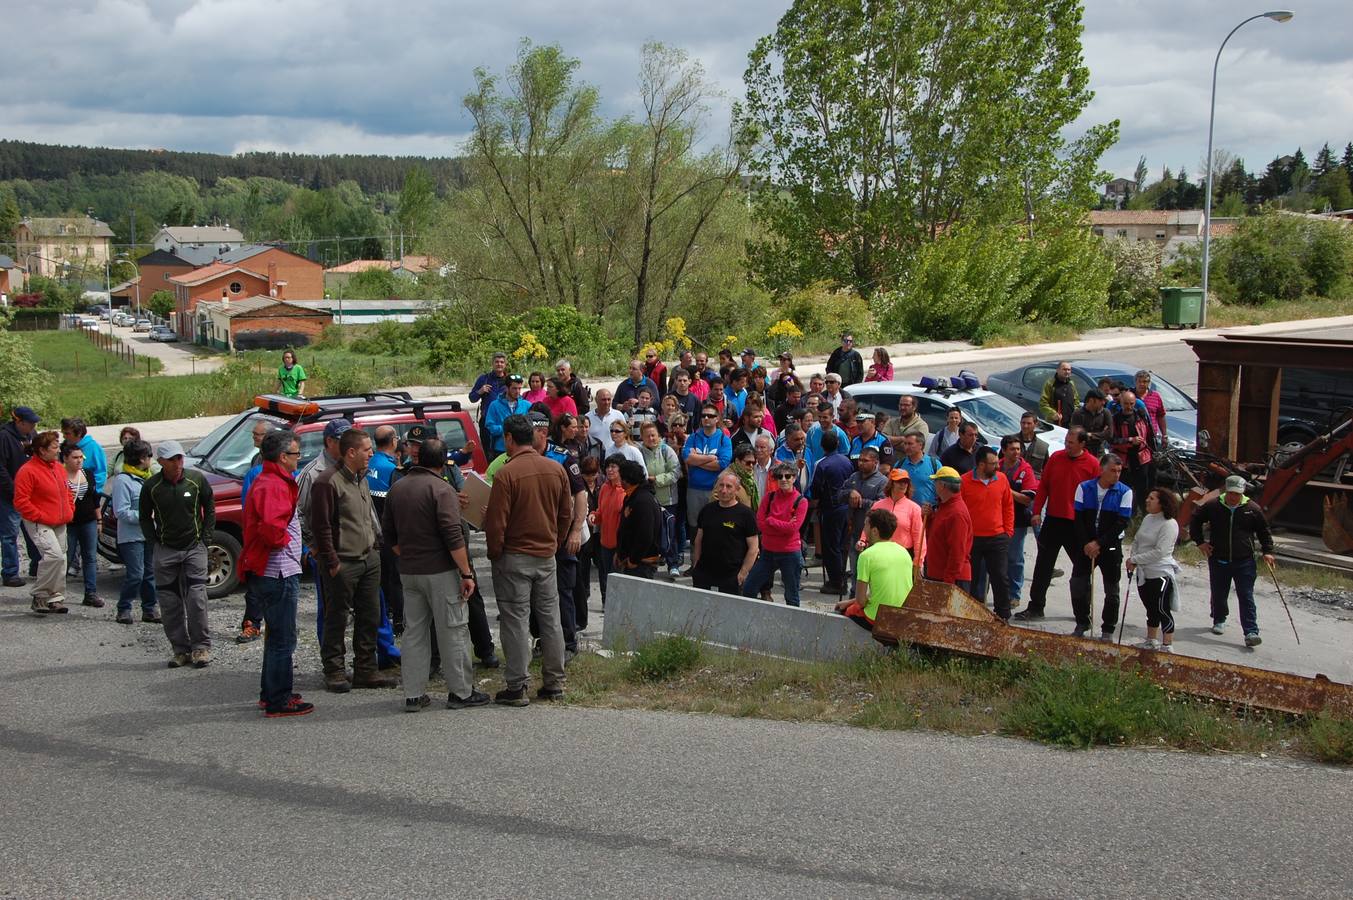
741, 0, 1116, 299
347, 320, 422, 356
1004, 661, 1169, 749
629, 635, 702, 682
777, 282, 872, 343
877, 217, 1110, 342
308, 361, 379, 396
1102, 237, 1162, 321
1218, 211, 1353, 305
147, 290, 175, 318
420, 304, 627, 378
344, 267, 403, 300
25, 275, 82, 312
1305, 713, 1353, 764
0, 330, 50, 413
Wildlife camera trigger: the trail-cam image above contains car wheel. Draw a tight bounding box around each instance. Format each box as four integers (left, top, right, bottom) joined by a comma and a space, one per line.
205, 530, 242, 599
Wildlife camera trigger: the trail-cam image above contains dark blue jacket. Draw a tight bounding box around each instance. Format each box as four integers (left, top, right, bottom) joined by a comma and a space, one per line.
810, 452, 855, 512
0, 422, 29, 502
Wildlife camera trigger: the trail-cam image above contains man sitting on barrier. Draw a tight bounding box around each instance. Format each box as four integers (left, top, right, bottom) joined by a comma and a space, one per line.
837, 508, 913, 631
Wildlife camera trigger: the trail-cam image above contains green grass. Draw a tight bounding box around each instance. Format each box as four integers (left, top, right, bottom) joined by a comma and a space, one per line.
978, 321, 1083, 348
559, 637, 1345, 764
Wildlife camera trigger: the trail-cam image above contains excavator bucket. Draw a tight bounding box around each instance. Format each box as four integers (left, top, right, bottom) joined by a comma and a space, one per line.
1323, 494, 1353, 555
872, 581, 1353, 718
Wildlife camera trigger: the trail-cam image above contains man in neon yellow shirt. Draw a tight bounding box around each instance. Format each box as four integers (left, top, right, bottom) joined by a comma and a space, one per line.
836, 507, 913, 631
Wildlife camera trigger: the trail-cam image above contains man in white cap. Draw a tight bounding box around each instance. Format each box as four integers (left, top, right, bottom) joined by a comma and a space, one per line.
1189, 474, 1276, 647
139, 440, 216, 669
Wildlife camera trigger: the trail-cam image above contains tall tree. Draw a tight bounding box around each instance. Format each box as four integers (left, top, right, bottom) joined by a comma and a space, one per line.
395, 166, 437, 254
1313, 142, 1336, 178
740, 0, 1116, 299
1133, 155, 1148, 192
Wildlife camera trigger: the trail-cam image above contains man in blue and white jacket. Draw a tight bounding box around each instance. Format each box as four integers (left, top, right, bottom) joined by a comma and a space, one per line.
1071, 453, 1133, 640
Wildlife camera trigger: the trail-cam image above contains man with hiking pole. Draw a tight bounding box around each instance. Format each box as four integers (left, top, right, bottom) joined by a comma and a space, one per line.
1189, 474, 1276, 648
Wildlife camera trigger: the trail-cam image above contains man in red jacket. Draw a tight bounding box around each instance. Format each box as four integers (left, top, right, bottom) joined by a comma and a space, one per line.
242, 430, 312, 718
1015, 427, 1102, 622
924, 467, 972, 585
960, 447, 1015, 620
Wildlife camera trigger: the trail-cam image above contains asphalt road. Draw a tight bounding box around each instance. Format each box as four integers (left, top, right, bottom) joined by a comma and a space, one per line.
2, 602, 1350, 899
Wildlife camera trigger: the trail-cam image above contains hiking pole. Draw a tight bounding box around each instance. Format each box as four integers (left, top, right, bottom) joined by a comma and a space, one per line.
1115, 579, 1133, 648
1265, 559, 1301, 645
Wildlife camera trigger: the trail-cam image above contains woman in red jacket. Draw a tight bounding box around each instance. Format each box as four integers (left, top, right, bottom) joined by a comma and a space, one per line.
741, 463, 808, 606
13, 430, 74, 614
590, 455, 627, 606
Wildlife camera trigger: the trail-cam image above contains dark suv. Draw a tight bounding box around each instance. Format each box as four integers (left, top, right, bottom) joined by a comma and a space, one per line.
100, 392, 486, 598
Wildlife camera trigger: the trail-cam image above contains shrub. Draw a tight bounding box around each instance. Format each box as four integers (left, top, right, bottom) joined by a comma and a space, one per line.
777, 282, 873, 343
311, 362, 379, 396
1221, 212, 1312, 304
0, 330, 50, 413
420, 304, 627, 379
147, 290, 176, 319
629, 635, 702, 682
82, 388, 134, 427
1305, 713, 1353, 765
1102, 237, 1162, 321
1004, 661, 1167, 749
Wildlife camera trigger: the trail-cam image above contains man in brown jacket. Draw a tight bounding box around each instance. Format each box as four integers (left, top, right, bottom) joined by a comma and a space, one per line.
383, 437, 489, 712
484, 414, 573, 706
311, 428, 397, 692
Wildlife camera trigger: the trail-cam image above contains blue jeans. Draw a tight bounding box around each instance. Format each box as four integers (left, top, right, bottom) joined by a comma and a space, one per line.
1208, 555, 1258, 634
1008, 526, 1029, 603
116, 540, 157, 613
0, 498, 21, 579
68, 520, 99, 595
256, 573, 300, 709
742, 549, 803, 607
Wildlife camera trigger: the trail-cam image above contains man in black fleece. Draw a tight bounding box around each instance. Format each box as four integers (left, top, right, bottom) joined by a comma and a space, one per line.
614, 460, 663, 580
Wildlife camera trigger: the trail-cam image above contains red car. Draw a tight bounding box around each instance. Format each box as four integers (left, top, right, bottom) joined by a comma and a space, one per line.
101, 391, 486, 598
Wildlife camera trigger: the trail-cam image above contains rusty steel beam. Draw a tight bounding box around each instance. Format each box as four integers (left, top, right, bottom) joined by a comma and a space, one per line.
1185, 336, 1353, 370
873, 582, 1353, 718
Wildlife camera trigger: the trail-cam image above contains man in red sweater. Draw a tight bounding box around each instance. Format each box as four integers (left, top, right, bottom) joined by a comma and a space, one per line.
1015, 427, 1102, 622
924, 467, 972, 585
960, 447, 1015, 620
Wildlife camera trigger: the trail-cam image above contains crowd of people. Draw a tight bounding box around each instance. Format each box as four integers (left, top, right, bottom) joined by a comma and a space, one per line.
0, 338, 1281, 719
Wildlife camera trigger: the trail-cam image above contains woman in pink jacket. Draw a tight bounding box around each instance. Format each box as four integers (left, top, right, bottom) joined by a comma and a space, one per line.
861, 468, 924, 564
740, 463, 808, 606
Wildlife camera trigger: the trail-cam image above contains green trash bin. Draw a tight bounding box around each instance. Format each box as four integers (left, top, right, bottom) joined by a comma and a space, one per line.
1160, 287, 1203, 329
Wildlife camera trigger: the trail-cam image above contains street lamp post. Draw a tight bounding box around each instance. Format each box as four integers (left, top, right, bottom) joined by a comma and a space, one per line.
1200, 10, 1293, 328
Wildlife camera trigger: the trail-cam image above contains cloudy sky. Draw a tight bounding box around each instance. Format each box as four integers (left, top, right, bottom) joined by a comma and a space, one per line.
7, 0, 1350, 182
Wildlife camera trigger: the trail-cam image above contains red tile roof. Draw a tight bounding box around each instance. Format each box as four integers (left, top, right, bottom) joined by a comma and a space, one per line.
169, 262, 267, 287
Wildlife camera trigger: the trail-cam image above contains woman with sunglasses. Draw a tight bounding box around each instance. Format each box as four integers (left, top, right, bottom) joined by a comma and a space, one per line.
553, 413, 600, 465
741, 463, 809, 606
590, 456, 627, 606
720, 443, 758, 509
604, 418, 647, 472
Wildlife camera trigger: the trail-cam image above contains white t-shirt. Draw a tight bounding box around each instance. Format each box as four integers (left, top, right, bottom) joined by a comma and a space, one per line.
587, 408, 626, 445
605, 441, 647, 473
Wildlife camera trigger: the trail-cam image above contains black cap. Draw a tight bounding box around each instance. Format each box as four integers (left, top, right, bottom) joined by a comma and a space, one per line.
406, 424, 433, 443
1085, 388, 1105, 401
529, 411, 551, 427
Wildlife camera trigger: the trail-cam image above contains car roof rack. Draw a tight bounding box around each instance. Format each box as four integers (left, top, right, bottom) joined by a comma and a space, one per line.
253, 393, 461, 422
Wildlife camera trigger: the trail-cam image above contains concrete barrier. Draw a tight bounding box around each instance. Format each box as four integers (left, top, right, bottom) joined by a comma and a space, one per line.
602, 574, 882, 663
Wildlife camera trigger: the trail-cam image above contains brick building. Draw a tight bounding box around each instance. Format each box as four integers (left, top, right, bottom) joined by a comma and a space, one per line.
217, 246, 324, 300
195, 295, 332, 352
168, 262, 271, 339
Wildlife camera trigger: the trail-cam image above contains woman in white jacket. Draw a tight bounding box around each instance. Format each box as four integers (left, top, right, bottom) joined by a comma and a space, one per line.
1127, 488, 1181, 652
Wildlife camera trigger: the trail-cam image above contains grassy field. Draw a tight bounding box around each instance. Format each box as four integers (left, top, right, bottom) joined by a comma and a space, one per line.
561, 636, 1353, 764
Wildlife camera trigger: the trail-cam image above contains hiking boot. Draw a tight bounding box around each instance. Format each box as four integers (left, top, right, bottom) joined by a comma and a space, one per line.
1071, 626, 1088, 638
819, 582, 846, 595
475, 655, 501, 670
404, 694, 432, 713
1052, 567, 1065, 578
1244, 632, 1262, 647
167, 652, 192, 669
191, 649, 211, 668
535, 686, 564, 702
3, 576, 24, 587
351, 671, 399, 689
258, 693, 301, 710
30, 597, 50, 615
82, 593, 105, 608
1210, 620, 1227, 635
1100, 630, 1116, 642
236, 620, 261, 644
1134, 638, 1160, 650
264, 697, 314, 718
447, 690, 491, 709
142, 608, 162, 624
324, 673, 352, 693
564, 648, 577, 665
494, 686, 530, 708
1013, 609, 1044, 622
114, 609, 134, 625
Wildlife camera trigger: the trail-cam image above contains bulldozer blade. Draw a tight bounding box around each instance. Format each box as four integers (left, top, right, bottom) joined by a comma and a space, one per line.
1322, 494, 1353, 555
873, 581, 1353, 718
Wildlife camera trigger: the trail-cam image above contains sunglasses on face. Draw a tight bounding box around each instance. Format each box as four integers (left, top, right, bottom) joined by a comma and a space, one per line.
777, 474, 795, 481
610, 429, 625, 434
701, 413, 717, 419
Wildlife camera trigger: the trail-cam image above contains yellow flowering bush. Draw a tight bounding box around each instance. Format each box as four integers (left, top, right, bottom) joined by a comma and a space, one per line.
512, 331, 550, 362
663, 317, 693, 351
766, 319, 804, 354
720, 334, 740, 350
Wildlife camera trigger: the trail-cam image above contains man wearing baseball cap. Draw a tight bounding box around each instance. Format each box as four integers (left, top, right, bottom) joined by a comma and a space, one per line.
923, 466, 972, 587
1189, 474, 1275, 647
0, 406, 41, 586
140, 440, 216, 668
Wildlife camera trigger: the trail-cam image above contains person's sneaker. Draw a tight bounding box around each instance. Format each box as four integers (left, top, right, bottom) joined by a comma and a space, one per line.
404, 694, 432, 713
351, 671, 399, 689
142, 608, 162, 624
258, 693, 301, 710
667, 566, 682, 580
324, 674, 352, 693
1013, 609, 1044, 622
167, 652, 192, 669
191, 649, 211, 668
115, 609, 134, 625
66, 566, 79, 579
475, 655, 501, 670
536, 686, 564, 702
447, 690, 491, 709
1158, 643, 1174, 654
1051, 567, 1065, 578
1211, 620, 1227, 635
819, 582, 846, 594
1244, 632, 1262, 647
1134, 638, 1160, 650
264, 697, 315, 718
82, 593, 105, 608
1099, 630, 1116, 642
3, 576, 25, 587
681, 566, 696, 577
494, 686, 530, 707
1071, 626, 1088, 638
564, 648, 578, 665
236, 620, 261, 644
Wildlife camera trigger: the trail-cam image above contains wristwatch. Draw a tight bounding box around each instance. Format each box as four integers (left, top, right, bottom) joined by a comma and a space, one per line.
460, 571, 476, 580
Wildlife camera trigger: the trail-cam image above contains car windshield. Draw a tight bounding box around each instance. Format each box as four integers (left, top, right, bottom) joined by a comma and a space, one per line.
203, 413, 284, 478
955, 395, 1030, 437
187, 410, 253, 461
1150, 377, 1195, 412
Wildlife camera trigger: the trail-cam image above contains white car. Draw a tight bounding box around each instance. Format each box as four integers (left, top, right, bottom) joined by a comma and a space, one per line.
148, 326, 178, 342
79, 317, 101, 330
112, 312, 134, 326
846, 379, 1068, 455
132, 319, 153, 332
